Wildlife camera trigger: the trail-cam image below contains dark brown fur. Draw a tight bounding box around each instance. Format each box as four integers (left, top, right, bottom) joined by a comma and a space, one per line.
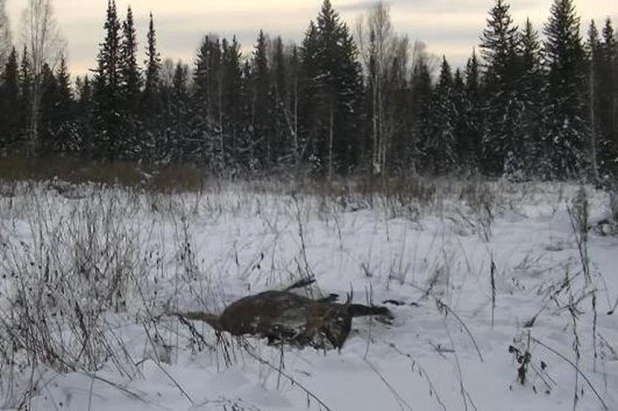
178, 288, 392, 350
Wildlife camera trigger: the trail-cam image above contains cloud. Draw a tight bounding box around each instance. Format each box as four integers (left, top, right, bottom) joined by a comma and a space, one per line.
6, 0, 618, 77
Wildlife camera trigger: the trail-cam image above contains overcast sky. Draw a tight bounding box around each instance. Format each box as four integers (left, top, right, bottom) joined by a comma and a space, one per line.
5, 0, 618, 77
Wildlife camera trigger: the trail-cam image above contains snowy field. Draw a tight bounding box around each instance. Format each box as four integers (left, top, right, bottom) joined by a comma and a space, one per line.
0, 178, 616, 411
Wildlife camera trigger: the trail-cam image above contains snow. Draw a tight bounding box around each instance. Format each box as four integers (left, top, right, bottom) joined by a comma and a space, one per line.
0, 179, 616, 411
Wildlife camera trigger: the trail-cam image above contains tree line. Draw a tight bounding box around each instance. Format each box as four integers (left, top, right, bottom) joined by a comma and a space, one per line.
0, 0, 617, 182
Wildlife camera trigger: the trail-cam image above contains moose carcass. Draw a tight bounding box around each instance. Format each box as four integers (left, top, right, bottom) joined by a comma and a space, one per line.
176, 278, 393, 350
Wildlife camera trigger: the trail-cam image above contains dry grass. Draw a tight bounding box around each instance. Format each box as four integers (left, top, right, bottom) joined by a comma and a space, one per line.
0, 156, 210, 194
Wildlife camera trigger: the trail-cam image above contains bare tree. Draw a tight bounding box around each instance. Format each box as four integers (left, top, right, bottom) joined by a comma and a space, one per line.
0, 0, 11, 69
21, 0, 64, 156
356, 1, 409, 176
161, 58, 175, 89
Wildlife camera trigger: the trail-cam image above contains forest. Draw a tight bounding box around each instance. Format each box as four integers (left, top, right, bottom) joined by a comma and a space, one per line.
0, 0, 617, 183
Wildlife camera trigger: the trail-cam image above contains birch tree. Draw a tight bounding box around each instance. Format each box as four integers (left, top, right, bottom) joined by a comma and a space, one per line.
356, 1, 409, 176
21, 0, 64, 156
0, 0, 11, 69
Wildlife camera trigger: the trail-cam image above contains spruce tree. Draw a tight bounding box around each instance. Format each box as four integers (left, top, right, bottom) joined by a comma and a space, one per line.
220, 36, 246, 170
120, 6, 141, 113
301, 0, 362, 176
599, 18, 617, 173
76, 75, 94, 157
587, 20, 602, 181
119, 5, 142, 159
518, 18, 546, 177
192, 35, 222, 168
409, 53, 433, 172
143, 12, 162, 115
0, 47, 18, 151
93, 0, 122, 160
249, 30, 272, 170
165, 61, 190, 163
55, 57, 77, 154
299, 21, 320, 171
270, 36, 292, 169
544, 0, 588, 178
142, 12, 163, 161
39, 62, 59, 154
479, 0, 523, 176
19, 46, 32, 152
426, 57, 456, 174
461, 50, 483, 170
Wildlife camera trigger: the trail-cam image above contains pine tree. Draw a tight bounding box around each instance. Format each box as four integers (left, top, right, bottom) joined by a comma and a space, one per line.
544, 0, 588, 178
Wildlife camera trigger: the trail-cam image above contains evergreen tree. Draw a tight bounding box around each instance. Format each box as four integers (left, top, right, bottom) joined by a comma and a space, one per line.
518, 18, 546, 177
39, 62, 59, 154
408, 52, 433, 172
300, 0, 362, 176
19, 46, 32, 153
119, 5, 142, 159
270, 36, 293, 170
37, 57, 75, 156
544, 0, 588, 178
598, 18, 618, 173
142, 12, 163, 161
75, 75, 93, 157
0, 47, 19, 152
55, 57, 77, 154
479, 0, 523, 176
249, 30, 272, 170
426, 57, 456, 174
220, 36, 246, 170
120, 6, 141, 113
92, 0, 122, 160
587, 20, 603, 181
299, 21, 320, 171
143, 12, 162, 115
452, 68, 468, 170
163, 61, 191, 163
460, 50, 483, 170
192, 35, 222, 168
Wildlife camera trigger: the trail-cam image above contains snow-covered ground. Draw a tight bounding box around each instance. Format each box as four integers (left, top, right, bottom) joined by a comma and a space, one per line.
0, 179, 616, 411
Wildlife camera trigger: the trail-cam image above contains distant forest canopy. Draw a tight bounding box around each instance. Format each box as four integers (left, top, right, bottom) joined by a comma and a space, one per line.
0, 0, 617, 182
